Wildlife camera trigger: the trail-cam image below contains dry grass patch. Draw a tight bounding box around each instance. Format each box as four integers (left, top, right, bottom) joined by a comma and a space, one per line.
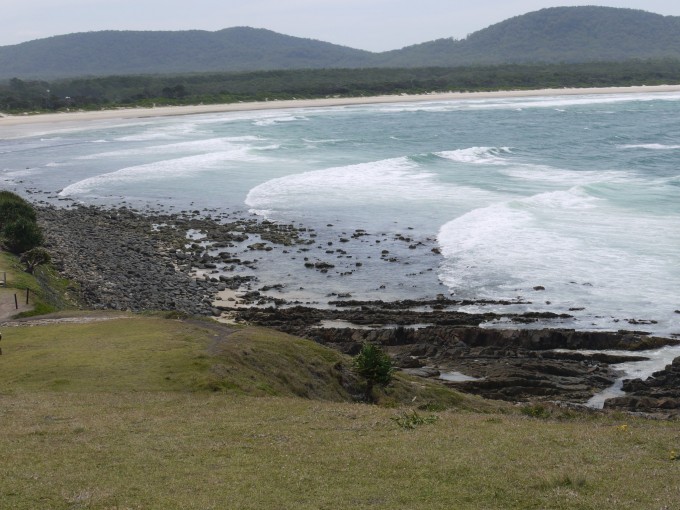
2, 314, 679, 508
1, 393, 680, 509
0, 316, 209, 392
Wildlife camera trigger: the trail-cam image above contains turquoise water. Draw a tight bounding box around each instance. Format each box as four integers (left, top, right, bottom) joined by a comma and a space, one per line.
1, 91, 679, 336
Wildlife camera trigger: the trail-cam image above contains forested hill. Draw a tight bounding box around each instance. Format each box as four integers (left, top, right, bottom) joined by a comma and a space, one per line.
0, 27, 376, 79
3, 6, 680, 80
380, 6, 680, 66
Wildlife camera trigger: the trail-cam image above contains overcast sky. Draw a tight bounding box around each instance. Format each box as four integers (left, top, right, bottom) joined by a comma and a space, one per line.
3, 1, 680, 50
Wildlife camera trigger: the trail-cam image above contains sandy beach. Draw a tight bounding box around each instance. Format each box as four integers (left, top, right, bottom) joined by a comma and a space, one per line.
2, 85, 680, 137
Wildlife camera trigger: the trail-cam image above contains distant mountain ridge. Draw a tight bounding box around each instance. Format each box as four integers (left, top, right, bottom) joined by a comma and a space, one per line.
2, 6, 680, 80
381, 6, 680, 66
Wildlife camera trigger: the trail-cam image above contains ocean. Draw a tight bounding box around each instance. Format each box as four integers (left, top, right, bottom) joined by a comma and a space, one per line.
1, 91, 679, 338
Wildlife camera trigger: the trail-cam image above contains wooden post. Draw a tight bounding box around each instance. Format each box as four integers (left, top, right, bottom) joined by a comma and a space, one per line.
14, 294, 18, 309
26, 288, 30, 305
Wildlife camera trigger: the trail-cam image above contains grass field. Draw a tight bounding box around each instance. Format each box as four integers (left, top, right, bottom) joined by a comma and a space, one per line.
1, 315, 679, 509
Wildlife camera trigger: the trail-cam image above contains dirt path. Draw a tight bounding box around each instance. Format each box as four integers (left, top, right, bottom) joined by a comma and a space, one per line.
0, 306, 138, 327
0, 288, 33, 321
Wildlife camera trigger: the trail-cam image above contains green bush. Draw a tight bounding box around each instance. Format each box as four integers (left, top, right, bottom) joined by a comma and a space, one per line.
20, 247, 51, 274
3, 217, 43, 254
353, 343, 393, 402
520, 404, 552, 419
0, 191, 43, 254
392, 410, 439, 430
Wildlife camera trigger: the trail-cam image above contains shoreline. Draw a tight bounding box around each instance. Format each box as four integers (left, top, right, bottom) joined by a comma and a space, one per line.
2, 84, 680, 132
34, 202, 680, 412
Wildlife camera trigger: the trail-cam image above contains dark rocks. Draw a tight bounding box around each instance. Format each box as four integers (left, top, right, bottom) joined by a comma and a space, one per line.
38, 205, 219, 316
308, 325, 639, 403
403, 367, 441, 378
230, 300, 678, 405
605, 356, 680, 414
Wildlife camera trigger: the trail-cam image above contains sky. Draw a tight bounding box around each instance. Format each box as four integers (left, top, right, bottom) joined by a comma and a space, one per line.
3, 0, 680, 51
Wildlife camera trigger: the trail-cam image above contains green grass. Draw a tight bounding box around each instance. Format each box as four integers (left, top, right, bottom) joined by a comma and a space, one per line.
0, 316, 208, 392
0, 250, 41, 292
1, 314, 680, 509
0, 250, 78, 316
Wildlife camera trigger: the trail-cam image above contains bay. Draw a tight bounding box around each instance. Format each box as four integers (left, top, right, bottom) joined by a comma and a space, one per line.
1, 91, 679, 338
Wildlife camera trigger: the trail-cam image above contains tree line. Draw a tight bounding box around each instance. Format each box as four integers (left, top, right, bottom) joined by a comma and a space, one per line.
2, 60, 680, 113
0, 192, 50, 273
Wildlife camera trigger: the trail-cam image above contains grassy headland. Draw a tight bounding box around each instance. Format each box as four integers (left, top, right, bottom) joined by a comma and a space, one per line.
0, 200, 678, 508
1, 311, 680, 508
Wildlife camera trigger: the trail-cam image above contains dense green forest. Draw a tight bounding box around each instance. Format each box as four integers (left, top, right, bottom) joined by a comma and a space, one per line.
2, 60, 680, 114
2, 7, 680, 80
379, 6, 680, 67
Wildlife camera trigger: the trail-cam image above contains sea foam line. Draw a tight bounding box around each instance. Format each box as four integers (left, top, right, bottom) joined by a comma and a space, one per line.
60, 149, 265, 196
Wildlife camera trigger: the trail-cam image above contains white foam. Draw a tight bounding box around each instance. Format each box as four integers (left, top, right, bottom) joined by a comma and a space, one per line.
361, 91, 680, 114
77, 136, 266, 160
114, 122, 200, 142
246, 157, 435, 208
619, 143, 680, 150
436, 147, 512, 165
253, 115, 308, 127
437, 187, 680, 319
245, 157, 499, 212
301, 138, 346, 144
500, 165, 631, 186
468, 92, 680, 111
60, 149, 265, 196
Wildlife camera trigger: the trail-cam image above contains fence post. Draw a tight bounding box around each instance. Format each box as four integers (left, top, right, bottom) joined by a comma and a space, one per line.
14, 294, 18, 309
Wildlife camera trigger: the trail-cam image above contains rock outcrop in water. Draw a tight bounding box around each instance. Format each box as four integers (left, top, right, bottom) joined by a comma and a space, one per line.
296, 324, 671, 403
604, 357, 680, 414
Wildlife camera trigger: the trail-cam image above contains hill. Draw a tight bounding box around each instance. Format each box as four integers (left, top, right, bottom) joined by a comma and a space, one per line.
381, 6, 680, 66
0, 27, 376, 80
1, 312, 679, 508
0, 203, 678, 508
2, 6, 680, 80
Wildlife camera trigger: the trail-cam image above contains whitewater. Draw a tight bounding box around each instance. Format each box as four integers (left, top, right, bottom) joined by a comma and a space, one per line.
1, 91, 679, 338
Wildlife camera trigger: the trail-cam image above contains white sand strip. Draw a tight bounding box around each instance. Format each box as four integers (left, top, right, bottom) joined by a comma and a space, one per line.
2, 85, 680, 134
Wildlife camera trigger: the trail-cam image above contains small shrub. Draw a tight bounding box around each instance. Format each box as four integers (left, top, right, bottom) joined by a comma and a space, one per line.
353, 342, 393, 402
536, 474, 587, 490
20, 247, 51, 274
521, 404, 552, 419
392, 410, 439, 430
165, 310, 189, 320
418, 402, 447, 412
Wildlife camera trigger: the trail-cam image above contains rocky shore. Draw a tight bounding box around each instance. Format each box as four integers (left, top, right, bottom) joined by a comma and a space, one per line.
37, 204, 311, 315
39, 205, 219, 316
36, 204, 680, 413
605, 357, 680, 413
233, 307, 678, 407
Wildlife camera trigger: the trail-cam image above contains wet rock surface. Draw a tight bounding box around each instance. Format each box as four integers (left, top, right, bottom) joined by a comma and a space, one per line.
35, 204, 680, 410
37, 204, 313, 314
38, 205, 218, 315
604, 357, 680, 414
292, 324, 675, 404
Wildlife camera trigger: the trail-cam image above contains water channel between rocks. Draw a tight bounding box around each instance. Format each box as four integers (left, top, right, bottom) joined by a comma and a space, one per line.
557, 345, 680, 408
